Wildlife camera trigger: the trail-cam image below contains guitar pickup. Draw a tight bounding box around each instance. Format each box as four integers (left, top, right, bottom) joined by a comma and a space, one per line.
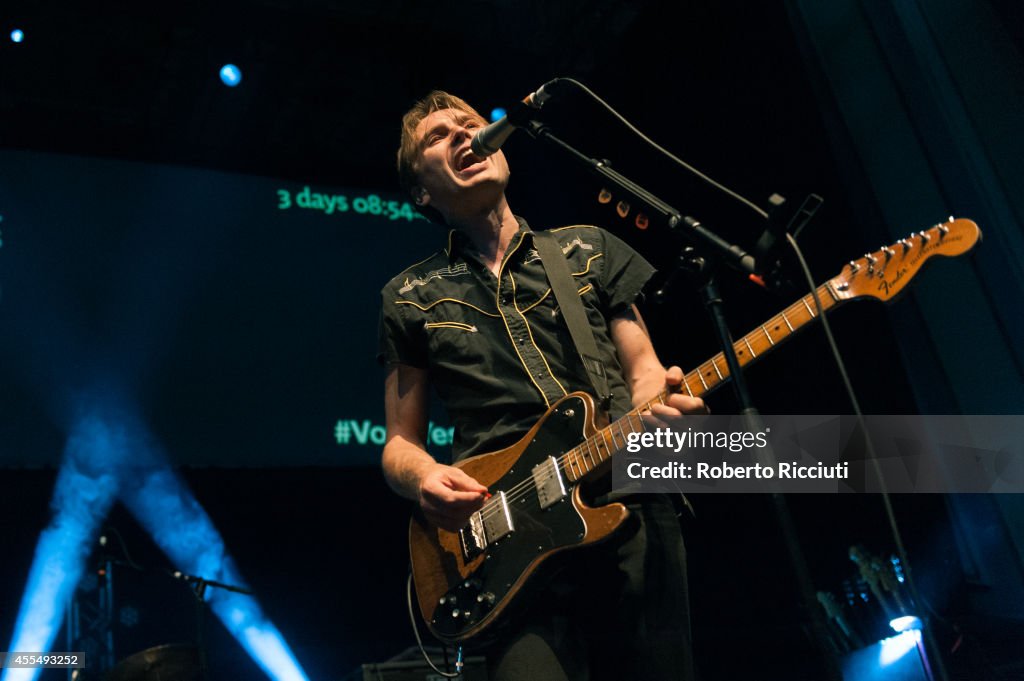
481, 491, 514, 544
532, 456, 568, 510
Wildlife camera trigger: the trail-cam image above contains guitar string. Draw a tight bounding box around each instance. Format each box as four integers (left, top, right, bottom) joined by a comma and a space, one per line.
469, 300, 826, 524
469, 301, 819, 523
473, 397, 663, 524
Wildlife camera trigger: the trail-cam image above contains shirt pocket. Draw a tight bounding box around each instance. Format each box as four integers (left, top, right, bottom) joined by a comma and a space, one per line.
424, 318, 486, 368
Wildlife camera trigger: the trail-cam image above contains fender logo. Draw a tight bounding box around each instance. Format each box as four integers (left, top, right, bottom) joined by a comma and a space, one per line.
878, 267, 908, 296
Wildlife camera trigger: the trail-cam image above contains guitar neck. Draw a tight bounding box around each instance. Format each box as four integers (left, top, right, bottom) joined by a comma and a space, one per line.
561, 282, 841, 483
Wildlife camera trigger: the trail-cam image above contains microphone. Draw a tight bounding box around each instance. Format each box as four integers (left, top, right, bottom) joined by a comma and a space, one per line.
470, 80, 559, 157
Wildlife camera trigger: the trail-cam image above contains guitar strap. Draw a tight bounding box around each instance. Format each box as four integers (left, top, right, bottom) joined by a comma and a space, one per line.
533, 230, 613, 412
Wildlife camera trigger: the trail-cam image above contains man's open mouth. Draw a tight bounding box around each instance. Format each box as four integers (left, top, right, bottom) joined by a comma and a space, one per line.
455, 148, 484, 172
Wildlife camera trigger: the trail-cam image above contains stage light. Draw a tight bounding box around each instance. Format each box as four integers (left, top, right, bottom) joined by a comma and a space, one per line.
1, 412, 126, 681
219, 64, 242, 87
490, 107, 506, 122
889, 615, 922, 632
879, 629, 921, 666
120, 466, 310, 681
10, 29, 24, 43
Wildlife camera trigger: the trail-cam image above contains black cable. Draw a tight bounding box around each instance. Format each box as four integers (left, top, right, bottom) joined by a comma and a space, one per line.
785, 232, 950, 681
554, 77, 771, 222
406, 572, 462, 678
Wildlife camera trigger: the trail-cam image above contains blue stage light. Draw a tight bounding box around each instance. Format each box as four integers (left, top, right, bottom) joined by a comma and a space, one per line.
879, 629, 921, 666
1, 413, 126, 681
490, 107, 506, 122
5, 398, 308, 681
120, 466, 310, 681
219, 64, 242, 87
10, 29, 24, 43
889, 615, 922, 632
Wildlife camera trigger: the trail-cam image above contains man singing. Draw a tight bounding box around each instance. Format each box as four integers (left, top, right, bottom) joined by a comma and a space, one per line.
378, 90, 704, 680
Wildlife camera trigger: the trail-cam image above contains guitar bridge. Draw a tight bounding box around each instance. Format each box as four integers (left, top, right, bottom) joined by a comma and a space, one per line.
459, 511, 487, 560
459, 491, 515, 561
532, 456, 568, 510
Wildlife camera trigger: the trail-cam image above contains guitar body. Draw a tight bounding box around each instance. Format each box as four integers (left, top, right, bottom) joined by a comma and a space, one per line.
409, 392, 630, 644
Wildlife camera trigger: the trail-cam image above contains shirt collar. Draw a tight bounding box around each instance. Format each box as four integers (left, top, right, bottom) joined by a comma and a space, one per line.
446, 216, 533, 264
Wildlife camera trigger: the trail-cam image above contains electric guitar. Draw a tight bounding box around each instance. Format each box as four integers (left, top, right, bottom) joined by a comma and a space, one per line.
409, 217, 981, 644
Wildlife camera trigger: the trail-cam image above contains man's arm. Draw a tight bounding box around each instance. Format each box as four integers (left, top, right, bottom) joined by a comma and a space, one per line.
610, 305, 707, 422
382, 364, 487, 530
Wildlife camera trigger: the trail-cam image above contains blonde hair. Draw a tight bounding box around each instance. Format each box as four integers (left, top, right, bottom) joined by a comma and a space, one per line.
396, 90, 486, 198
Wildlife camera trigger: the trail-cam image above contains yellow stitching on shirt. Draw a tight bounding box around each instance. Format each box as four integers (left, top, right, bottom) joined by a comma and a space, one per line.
549, 225, 598, 233
519, 288, 552, 313
510, 270, 568, 398
495, 232, 552, 407
395, 298, 501, 318
520, 283, 592, 314
572, 253, 604, 276
424, 321, 478, 332
518, 252, 603, 314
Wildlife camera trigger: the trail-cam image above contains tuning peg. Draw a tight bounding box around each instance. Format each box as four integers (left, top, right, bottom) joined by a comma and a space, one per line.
848, 260, 860, 273
900, 239, 912, 253
883, 246, 895, 261
919, 230, 930, 243
938, 224, 949, 238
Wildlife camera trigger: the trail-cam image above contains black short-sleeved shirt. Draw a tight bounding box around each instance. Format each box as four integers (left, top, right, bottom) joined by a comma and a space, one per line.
377, 219, 656, 461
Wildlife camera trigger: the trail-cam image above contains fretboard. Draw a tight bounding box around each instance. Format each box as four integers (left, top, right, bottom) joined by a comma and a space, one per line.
560, 283, 840, 483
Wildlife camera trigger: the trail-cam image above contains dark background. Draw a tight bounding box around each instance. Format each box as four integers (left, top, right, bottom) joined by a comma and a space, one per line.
2, 1, 1022, 680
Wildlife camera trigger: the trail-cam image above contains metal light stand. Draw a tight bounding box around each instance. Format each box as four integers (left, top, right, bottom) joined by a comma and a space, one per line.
67, 549, 116, 680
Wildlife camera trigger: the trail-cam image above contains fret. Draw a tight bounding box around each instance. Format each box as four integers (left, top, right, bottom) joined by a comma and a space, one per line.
599, 430, 613, 461
761, 324, 775, 346
711, 360, 723, 380
581, 439, 595, 471
697, 370, 708, 390
744, 337, 756, 358
781, 311, 794, 332
802, 298, 815, 317
567, 449, 580, 480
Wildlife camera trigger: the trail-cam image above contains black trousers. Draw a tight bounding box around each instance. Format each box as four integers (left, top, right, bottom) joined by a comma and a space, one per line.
484, 496, 695, 681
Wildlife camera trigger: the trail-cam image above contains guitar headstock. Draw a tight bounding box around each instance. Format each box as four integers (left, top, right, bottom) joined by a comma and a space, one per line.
829, 218, 981, 302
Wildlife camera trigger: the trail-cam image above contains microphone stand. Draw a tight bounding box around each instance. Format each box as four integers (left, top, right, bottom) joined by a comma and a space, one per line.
516, 114, 844, 681
168, 570, 254, 680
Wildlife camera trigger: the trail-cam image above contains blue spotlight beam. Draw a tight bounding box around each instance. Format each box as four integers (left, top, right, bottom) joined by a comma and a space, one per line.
1, 413, 126, 681
5, 401, 310, 681
120, 466, 310, 681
